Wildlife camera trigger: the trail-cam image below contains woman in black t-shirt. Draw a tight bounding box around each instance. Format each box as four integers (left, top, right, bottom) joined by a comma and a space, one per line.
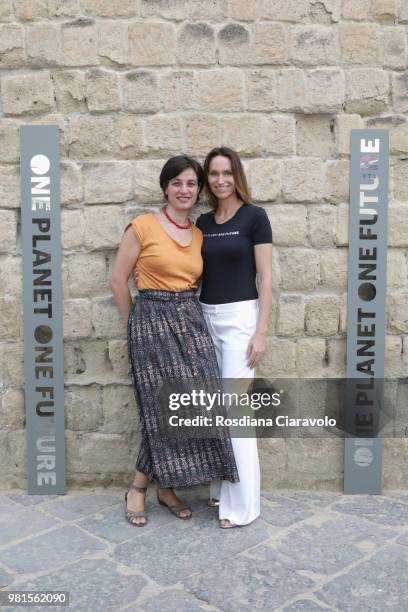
196, 147, 273, 528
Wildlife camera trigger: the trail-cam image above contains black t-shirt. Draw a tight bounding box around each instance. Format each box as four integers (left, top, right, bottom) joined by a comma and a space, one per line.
195, 204, 273, 305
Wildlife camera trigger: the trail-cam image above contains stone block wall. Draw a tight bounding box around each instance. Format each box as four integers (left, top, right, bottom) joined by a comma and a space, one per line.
0, 0, 407, 489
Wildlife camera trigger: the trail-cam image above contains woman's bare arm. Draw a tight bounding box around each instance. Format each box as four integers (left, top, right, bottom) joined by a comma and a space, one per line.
254, 243, 273, 336
110, 227, 141, 323
246, 243, 273, 368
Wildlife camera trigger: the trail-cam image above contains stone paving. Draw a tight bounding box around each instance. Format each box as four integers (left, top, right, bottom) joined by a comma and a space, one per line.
0, 487, 407, 611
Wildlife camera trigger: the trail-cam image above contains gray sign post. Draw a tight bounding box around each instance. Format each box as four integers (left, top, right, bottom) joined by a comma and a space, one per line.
20, 125, 65, 494
344, 129, 389, 494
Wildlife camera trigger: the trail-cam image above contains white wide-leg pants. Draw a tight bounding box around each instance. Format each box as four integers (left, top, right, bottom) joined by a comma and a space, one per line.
200, 299, 261, 525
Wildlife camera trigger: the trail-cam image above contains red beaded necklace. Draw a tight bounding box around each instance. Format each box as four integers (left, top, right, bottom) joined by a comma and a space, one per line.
162, 206, 192, 229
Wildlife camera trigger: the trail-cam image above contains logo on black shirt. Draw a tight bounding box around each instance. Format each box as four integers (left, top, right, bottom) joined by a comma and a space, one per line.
203, 231, 240, 238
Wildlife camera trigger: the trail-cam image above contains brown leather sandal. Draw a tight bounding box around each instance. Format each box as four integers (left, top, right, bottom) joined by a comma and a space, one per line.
125, 484, 148, 527
157, 488, 192, 520
219, 519, 239, 529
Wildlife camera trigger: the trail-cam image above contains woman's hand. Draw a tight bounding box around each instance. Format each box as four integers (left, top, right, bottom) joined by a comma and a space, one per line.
133, 267, 140, 286
246, 332, 266, 369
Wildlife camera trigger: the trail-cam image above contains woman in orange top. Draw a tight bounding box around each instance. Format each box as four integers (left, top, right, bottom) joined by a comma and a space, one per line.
110, 156, 238, 527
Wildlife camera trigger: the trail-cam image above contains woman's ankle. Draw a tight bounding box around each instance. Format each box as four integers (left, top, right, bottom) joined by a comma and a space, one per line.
131, 471, 149, 489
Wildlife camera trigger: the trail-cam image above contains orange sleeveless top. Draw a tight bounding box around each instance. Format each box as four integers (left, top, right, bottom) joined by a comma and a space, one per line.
126, 213, 203, 292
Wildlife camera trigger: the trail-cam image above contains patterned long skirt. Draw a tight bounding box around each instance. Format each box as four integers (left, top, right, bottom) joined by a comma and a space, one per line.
127, 289, 239, 488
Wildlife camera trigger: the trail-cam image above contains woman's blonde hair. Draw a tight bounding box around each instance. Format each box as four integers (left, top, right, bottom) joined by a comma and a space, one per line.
203, 146, 253, 209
